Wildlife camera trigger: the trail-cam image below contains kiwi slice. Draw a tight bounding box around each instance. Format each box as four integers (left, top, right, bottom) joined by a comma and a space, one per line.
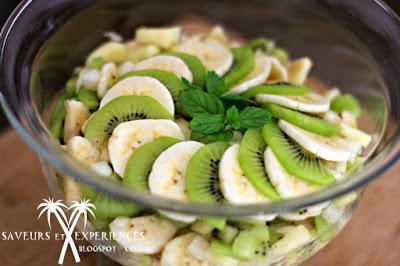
163, 51, 206, 87
261, 121, 336, 186
270, 48, 289, 63
263, 103, 339, 137
65, 76, 77, 98
232, 225, 270, 260
239, 128, 280, 200
88, 57, 106, 70
77, 86, 99, 111
331, 93, 362, 117
314, 215, 335, 243
50, 94, 67, 139
84, 95, 172, 145
248, 37, 274, 53
123, 137, 180, 192
224, 47, 254, 88
210, 239, 237, 258
241, 83, 310, 98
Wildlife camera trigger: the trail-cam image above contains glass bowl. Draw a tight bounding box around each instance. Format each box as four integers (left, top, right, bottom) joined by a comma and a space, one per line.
1, 0, 400, 265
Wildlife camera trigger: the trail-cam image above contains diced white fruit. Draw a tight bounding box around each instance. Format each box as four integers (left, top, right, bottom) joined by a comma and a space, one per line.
109, 215, 176, 254
97, 62, 118, 98
104, 31, 123, 42
108, 120, 184, 177
205, 25, 228, 45
324, 88, 341, 101
191, 220, 215, 235
223, 52, 271, 95
63, 100, 90, 143
63, 176, 83, 205
340, 123, 372, 148
86, 42, 127, 64
76, 68, 100, 91
321, 110, 341, 125
66, 136, 100, 166
270, 225, 311, 256
100, 76, 175, 115
278, 120, 352, 162
255, 92, 330, 113
341, 111, 358, 128
187, 235, 210, 260
125, 41, 160, 63
136, 26, 181, 49
90, 161, 113, 178
149, 141, 204, 222
287, 57, 313, 85
118, 61, 136, 76
266, 56, 288, 83
134, 55, 193, 82
176, 40, 233, 76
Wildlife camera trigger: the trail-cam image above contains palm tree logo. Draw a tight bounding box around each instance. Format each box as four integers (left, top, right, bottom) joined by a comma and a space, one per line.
37, 198, 96, 265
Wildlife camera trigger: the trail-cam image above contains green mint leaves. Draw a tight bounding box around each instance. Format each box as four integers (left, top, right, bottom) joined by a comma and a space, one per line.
179, 71, 271, 143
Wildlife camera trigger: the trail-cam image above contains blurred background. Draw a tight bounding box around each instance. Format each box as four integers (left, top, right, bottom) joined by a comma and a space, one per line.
0, 1, 399, 266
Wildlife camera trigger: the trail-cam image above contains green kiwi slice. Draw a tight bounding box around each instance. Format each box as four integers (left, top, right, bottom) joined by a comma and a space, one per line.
65, 76, 77, 98
50, 94, 67, 139
261, 121, 336, 186
88, 57, 106, 70
314, 215, 335, 243
232, 225, 270, 260
269, 48, 289, 63
263, 103, 339, 137
77, 86, 99, 111
224, 47, 254, 88
84, 95, 172, 145
123, 137, 180, 191
241, 83, 310, 98
210, 239, 237, 258
330, 93, 362, 117
163, 51, 206, 87
239, 129, 280, 200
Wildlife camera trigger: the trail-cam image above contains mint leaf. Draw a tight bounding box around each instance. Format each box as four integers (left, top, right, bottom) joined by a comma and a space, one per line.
238, 107, 271, 129
182, 77, 203, 90
179, 89, 225, 117
206, 71, 227, 96
220, 95, 258, 110
192, 131, 234, 143
226, 106, 240, 129
189, 114, 226, 134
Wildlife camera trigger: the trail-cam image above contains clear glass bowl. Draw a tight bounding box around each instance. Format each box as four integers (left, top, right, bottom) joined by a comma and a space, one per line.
1, 0, 400, 265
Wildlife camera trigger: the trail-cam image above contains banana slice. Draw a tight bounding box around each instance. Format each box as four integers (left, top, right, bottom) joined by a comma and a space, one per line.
108, 120, 184, 177
223, 52, 271, 96
322, 160, 347, 180
175, 116, 191, 140
86, 42, 127, 64
161, 233, 207, 266
66, 136, 100, 166
76, 68, 100, 91
90, 161, 113, 178
63, 176, 83, 204
320, 110, 341, 125
63, 100, 90, 143
255, 92, 330, 113
324, 87, 341, 101
135, 26, 181, 49
278, 120, 352, 162
109, 215, 177, 254
205, 26, 228, 45
99, 76, 175, 115
175, 40, 233, 76
287, 57, 313, 85
269, 225, 311, 256
264, 147, 329, 220
97, 63, 118, 98
340, 123, 371, 148
341, 111, 358, 128
134, 55, 193, 82
220, 145, 276, 221
267, 56, 288, 83
118, 61, 136, 76
149, 141, 204, 222
125, 41, 160, 63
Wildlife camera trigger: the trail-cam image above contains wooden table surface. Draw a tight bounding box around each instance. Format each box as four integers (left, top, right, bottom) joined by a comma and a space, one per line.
0, 128, 399, 266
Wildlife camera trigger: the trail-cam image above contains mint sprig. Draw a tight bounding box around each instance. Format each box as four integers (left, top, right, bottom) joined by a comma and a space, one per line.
189, 114, 226, 134
179, 89, 224, 117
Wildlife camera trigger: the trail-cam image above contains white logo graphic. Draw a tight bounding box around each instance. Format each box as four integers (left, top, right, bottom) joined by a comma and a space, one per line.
37, 198, 96, 265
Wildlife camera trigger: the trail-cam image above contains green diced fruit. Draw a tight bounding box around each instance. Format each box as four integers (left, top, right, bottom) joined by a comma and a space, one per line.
331, 93, 362, 117
248, 37, 275, 52
123, 137, 180, 191
224, 47, 254, 88
264, 103, 339, 137
218, 225, 239, 244
314, 215, 335, 243
232, 225, 270, 260
65, 76, 78, 98
191, 220, 215, 235
202, 217, 226, 231
77, 86, 100, 111
88, 57, 107, 70
210, 239, 236, 258
262, 121, 336, 186
241, 83, 311, 98
50, 94, 68, 139
270, 48, 289, 63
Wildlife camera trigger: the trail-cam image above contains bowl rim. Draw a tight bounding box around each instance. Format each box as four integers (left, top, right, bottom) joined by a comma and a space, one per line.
1, 0, 400, 217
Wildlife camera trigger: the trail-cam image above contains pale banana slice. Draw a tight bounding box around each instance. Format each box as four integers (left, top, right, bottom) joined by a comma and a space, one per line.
97, 62, 118, 98
134, 55, 193, 82
255, 92, 330, 113
269, 225, 311, 257
90, 161, 113, 178
175, 116, 191, 140
320, 110, 341, 125
66, 136, 100, 166
63, 176, 83, 205
63, 100, 90, 143
160, 233, 206, 266
175, 40, 233, 76
100, 76, 175, 115
118, 61, 136, 76
278, 120, 352, 162
108, 120, 184, 177
324, 87, 341, 102
341, 111, 358, 128
205, 26, 228, 45
340, 123, 371, 148
223, 52, 271, 96
86, 42, 127, 65
76, 68, 100, 91
219, 145, 276, 221
267, 56, 289, 83
148, 141, 204, 222
125, 41, 160, 63
287, 57, 313, 85
264, 147, 329, 220
322, 160, 347, 180
187, 235, 210, 260
109, 215, 177, 254
136, 26, 181, 49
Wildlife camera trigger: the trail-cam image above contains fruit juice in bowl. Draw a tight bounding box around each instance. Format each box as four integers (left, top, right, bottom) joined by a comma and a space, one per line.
1, 1, 400, 265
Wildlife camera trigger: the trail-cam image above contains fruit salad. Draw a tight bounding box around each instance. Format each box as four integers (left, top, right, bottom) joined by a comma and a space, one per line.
52, 25, 372, 265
